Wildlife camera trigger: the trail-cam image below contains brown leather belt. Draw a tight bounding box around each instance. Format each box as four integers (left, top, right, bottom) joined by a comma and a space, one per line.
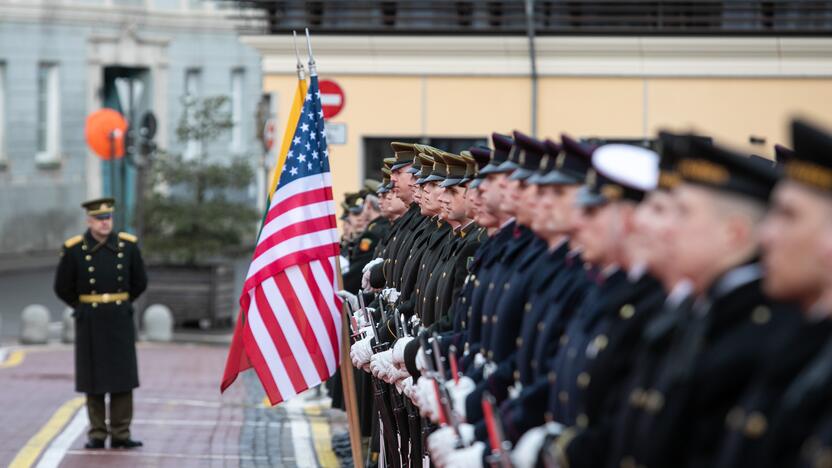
78, 292, 129, 304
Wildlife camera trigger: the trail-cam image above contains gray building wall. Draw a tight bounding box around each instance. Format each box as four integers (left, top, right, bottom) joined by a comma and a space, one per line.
0, 0, 263, 256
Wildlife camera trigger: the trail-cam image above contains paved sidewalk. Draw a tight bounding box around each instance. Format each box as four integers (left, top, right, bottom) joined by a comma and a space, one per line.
0, 342, 346, 468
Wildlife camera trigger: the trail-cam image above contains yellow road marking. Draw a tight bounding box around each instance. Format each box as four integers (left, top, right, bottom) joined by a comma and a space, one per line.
0, 350, 25, 369
305, 405, 339, 468
9, 396, 85, 468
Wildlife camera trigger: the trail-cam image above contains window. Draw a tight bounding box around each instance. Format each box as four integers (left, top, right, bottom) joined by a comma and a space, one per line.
230, 68, 244, 153
0, 63, 5, 166
36, 63, 60, 165
183, 68, 201, 160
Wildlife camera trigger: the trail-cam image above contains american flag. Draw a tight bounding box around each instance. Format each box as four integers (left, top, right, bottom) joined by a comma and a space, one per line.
224, 74, 343, 405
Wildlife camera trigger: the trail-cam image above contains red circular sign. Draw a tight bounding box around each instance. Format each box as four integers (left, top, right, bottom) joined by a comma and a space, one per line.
319, 79, 345, 120
263, 119, 276, 151
85, 109, 127, 160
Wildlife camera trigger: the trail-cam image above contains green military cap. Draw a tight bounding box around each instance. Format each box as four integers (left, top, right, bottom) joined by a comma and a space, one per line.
414, 146, 436, 182
383, 157, 397, 170
341, 192, 361, 218
379, 167, 392, 194
421, 148, 448, 183
390, 142, 416, 170
458, 151, 477, 185
363, 179, 381, 193
440, 152, 470, 188
82, 197, 115, 218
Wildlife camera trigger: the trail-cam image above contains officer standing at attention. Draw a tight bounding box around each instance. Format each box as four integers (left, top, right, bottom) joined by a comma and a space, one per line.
54, 198, 147, 450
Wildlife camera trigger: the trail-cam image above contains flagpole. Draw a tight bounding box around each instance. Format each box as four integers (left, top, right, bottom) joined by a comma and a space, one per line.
293, 30, 306, 82
306, 27, 363, 467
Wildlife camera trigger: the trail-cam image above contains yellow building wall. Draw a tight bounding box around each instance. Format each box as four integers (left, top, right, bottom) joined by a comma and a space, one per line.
264, 74, 832, 214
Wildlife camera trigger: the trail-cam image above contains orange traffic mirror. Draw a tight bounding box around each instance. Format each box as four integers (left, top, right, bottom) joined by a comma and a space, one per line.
85, 109, 128, 159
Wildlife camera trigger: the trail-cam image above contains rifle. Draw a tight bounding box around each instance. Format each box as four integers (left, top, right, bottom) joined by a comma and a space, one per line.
481, 392, 513, 468
430, 332, 466, 447
449, 345, 461, 385
362, 292, 401, 467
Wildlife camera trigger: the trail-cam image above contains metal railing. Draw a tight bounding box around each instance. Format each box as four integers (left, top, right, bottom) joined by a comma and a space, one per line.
221, 0, 832, 35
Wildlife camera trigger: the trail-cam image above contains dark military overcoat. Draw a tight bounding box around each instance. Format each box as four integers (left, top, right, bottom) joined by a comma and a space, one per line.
54, 230, 147, 394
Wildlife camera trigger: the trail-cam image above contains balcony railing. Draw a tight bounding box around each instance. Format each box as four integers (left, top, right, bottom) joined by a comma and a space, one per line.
222, 0, 832, 36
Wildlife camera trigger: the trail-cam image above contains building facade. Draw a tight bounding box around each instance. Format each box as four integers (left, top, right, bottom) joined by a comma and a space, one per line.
234, 1, 832, 217
0, 0, 263, 256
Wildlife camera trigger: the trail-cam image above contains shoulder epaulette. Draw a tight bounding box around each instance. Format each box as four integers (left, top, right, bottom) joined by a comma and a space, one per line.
63, 235, 83, 248
118, 232, 138, 243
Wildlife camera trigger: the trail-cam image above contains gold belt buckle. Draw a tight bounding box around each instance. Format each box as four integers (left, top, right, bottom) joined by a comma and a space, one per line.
102, 293, 110, 302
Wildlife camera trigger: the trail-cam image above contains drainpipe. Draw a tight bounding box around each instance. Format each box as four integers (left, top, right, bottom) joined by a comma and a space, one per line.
525, 0, 538, 137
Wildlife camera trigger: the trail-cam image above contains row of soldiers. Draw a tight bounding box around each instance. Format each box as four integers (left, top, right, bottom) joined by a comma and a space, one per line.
333, 118, 832, 468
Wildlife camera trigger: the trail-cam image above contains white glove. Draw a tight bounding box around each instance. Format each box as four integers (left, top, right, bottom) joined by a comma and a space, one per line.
512, 422, 564, 468
428, 424, 476, 465
446, 376, 476, 421
336, 290, 359, 312
416, 376, 439, 419
362, 257, 384, 274
473, 352, 486, 369
416, 347, 429, 373
361, 258, 384, 292
440, 441, 486, 468
393, 337, 415, 366
350, 336, 373, 368
386, 366, 410, 384
339, 255, 350, 275
381, 287, 401, 303
396, 375, 414, 394
370, 350, 394, 380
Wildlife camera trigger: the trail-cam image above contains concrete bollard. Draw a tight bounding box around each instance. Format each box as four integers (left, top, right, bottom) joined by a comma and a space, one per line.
62, 308, 75, 343
20, 304, 50, 344
143, 304, 173, 342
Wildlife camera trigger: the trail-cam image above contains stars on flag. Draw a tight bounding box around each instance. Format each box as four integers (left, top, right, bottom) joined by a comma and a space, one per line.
277, 76, 331, 186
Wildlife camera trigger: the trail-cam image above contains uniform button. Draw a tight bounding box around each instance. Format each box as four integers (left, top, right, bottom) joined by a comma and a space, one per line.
416, 288, 420, 294
487, 351, 493, 359
89, 278, 96, 284
620, 456, 637, 468
524, 302, 532, 312
409, 254, 413, 260
488, 282, 494, 290
513, 370, 520, 381
577, 413, 589, 428
81, 244, 87, 251
492, 316, 497, 324
85, 255, 92, 261
118, 252, 124, 258
462, 297, 466, 304
515, 337, 523, 347
620, 304, 635, 319
117, 264, 123, 270
725, 406, 745, 430
503, 283, 510, 290
629, 388, 644, 408
430, 273, 433, 278
744, 412, 768, 438
116, 300, 122, 305
118, 242, 125, 248
537, 322, 545, 332
558, 391, 569, 403
482, 316, 487, 323
475, 280, 481, 287
593, 334, 609, 352
548, 372, 556, 383
88, 267, 95, 273
442, 272, 446, 278
567, 347, 578, 359
117, 276, 123, 282
461, 321, 466, 328
422, 264, 425, 270
92, 303, 98, 308
752, 306, 771, 325
577, 372, 591, 389
560, 335, 569, 346
645, 390, 665, 413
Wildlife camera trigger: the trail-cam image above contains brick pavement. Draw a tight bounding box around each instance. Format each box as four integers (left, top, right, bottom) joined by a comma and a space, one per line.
0, 342, 347, 468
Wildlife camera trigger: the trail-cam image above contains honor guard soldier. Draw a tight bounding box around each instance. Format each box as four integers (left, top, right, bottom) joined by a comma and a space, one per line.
53, 197, 147, 450
604, 135, 800, 468
714, 120, 832, 468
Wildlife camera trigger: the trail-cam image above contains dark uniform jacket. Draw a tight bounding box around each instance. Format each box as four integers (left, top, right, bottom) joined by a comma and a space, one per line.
714, 319, 832, 468
342, 216, 390, 293
606, 262, 800, 468
54, 230, 147, 395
